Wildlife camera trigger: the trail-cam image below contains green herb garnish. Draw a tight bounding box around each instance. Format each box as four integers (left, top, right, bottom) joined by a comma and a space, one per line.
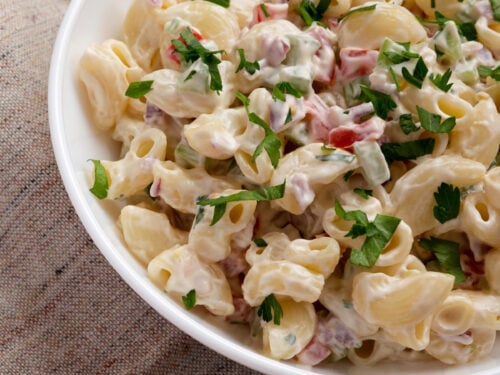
491, 0, 500, 21
358, 85, 397, 120
182, 289, 197, 310
206, 0, 230, 7
296, 0, 332, 25
353, 188, 373, 199
272, 81, 305, 101
236, 48, 260, 75
416, 106, 456, 133
434, 11, 477, 41
382, 42, 419, 64
257, 294, 283, 325
399, 113, 419, 134
429, 68, 453, 92
478, 65, 500, 81
172, 28, 224, 93
433, 182, 460, 223
419, 237, 465, 283
125, 80, 154, 99
338, 4, 377, 21
197, 182, 286, 225
254, 238, 268, 247
89, 160, 109, 199
335, 200, 401, 267
381, 138, 435, 164
401, 57, 428, 89
316, 154, 356, 162
260, 3, 270, 17
237, 92, 282, 168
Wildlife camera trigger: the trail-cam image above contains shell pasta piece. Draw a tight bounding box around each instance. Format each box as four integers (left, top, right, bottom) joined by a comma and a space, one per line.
262, 298, 317, 360
147, 244, 234, 316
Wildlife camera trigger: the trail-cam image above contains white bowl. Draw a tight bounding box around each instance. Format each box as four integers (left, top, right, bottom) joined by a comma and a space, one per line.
48, 1, 500, 374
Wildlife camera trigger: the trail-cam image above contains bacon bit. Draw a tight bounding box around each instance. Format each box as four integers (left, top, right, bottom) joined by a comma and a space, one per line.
226, 296, 252, 323
337, 48, 378, 82
249, 3, 289, 27
461, 250, 485, 276
219, 248, 249, 278
149, 177, 161, 197
261, 34, 290, 67
165, 28, 204, 66
305, 94, 334, 142
296, 335, 332, 366
306, 25, 336, 84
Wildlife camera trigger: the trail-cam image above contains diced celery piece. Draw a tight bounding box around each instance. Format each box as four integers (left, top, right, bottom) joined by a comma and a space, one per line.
434, 21, 462, 65
284, 34, 320, 66
455, 60, 479, 85
176, 59, 210, 93
283, 121, 310, 146
378, 38, 413, 66
344, 76, 370, 107
279, 66, 312, 94
174, 140, 205, 169
353, 140, 390, 186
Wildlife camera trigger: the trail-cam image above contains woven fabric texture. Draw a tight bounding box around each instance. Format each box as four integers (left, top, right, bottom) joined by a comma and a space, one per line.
0, 1, 259, 373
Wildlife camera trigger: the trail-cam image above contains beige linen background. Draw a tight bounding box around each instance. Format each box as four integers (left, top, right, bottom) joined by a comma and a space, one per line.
0, 1, 259, 373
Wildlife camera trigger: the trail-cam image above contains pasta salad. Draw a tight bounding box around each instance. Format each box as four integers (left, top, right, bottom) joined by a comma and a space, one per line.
79, 0, 500, 367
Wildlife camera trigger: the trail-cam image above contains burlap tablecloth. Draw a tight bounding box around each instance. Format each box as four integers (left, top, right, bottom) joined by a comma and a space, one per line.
0, 1, 259, 373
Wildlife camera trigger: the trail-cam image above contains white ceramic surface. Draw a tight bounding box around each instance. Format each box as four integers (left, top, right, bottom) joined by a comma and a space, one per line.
48, 1, 500, 374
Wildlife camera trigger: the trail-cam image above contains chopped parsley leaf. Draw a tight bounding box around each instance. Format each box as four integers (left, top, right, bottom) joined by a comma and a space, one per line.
338, 4, 377, 22
254, 238, 268, 247
257, 294, 283, 325
89, 160, 109, 199
478, 65, 500, 81
399, 113, 419, 134
237, 92, 282, 168
419, 237, 465, 283
296, 0, 332, 25
434, 11, 477, 41
382, 42, 419, 65
236, 48, 260, 75
197, 182, 286, 225
433, 182, 460, 223
429, 68, 453, 92
417, 106, 456, 133
206, 0, 230, 7
401, 57, 428, 89
354, 188, 373, 199
335, 200, 401, 267
358, 85, 397, 120
125, 80, 154, 99
491, 0, 500, 21
182, 289, 197, 310
272, 81, 305, 101
172, 28, 224, 93
381, 138, 435, 164
260, 3, 270, 17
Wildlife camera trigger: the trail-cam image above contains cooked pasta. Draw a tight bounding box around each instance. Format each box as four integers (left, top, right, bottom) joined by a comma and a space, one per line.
81, 0, 500, 369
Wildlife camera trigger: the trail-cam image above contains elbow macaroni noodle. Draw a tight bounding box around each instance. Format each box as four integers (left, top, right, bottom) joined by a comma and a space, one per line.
81, 0, 500, 368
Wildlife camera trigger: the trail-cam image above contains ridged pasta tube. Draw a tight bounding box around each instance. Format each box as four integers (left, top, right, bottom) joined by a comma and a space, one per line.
389, 155, 486, 236
337, 3, 427, 50
148, 244, 234, 316
262, 298, 317, 360
118, 205, 188, 265
79, 39, 144, 131
242, 261, 324, 306
352, 271, 454, 327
